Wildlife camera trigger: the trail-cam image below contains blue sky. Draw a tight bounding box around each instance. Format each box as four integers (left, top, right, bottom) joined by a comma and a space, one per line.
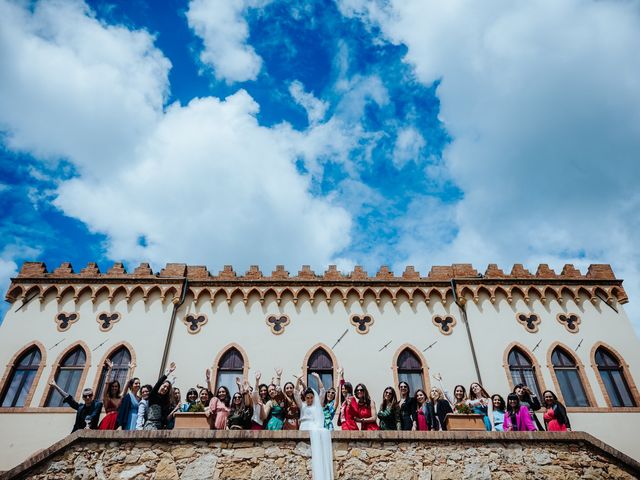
1, 0, 640, 330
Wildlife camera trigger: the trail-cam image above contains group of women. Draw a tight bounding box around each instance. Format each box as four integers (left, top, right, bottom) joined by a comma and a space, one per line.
92, 362, 571, 433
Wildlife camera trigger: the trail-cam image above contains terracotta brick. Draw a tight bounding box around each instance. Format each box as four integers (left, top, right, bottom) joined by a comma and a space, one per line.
586, 264, 616, 280
561, 264, 582, 278
106, 262, 127, 276
270, 265, 289, 279
402, 266, 420, 280
350, 266, 368, 280
375, 266, 394, 280
243, 265, 263, 280
132, 262, 154, 277
18, 262, 47, 277
510, 264, 533, 277
79, 262, 100, 276
159, 263, 186, 277
484, 264, 506, 278
186, 266, 209, 279
296, 265, 317, 280
50, 262, 74, 277
536, 264, 557, 278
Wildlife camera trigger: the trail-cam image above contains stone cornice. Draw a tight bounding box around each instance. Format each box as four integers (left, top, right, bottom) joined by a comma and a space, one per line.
5, 261, 628, 306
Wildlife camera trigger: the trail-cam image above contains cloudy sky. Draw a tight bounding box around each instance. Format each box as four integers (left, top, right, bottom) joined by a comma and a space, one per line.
1, 0, 639, 329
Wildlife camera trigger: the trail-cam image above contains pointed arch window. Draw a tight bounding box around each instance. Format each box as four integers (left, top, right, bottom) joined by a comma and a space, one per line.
595, 347, 636, 407
307, 348, 333, 392
508, 347, 542, 399
96, 347, 131, 399
551, 347, 589, 407
397, 348, 424, 393
216, 348, 244, 393
45, 347, 87, 407
1, 346, 42, 407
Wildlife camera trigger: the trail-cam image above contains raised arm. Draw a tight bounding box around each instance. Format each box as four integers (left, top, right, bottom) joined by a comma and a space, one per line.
102, 359, 114, 403
205, 368, 213, 395
293, 376, 304, 410
311, 372, 326, 405
274, 368, 283, 387
49, 379, 77, 409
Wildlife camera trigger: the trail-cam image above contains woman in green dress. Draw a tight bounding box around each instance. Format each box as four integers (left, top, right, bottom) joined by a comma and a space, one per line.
377, 386, 401, 430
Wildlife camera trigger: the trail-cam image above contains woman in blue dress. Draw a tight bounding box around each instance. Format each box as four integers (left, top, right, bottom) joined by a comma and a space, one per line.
467, 382, 494, 431
116, 377, 142, 430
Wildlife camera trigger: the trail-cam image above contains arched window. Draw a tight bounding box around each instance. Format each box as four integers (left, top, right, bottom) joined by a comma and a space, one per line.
45, 347, 87, 407
307, 348, 333, 392
216, 348, 244, 393
96, 346, 131, 399
1, 346, 42, 407
397, 348, 424, 393
508, 347, 542, 399
595, 347, 637, 407
551, 347, 590, 407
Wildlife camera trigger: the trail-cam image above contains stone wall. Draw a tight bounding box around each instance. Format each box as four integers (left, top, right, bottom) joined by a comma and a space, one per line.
2, 431, 639, 480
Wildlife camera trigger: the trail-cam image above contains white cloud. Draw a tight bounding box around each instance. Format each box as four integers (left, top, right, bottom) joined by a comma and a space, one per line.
186, 0, 267, 83
0, 0, 352, 273
341, 0, 640, 327
0, 0, 170, 179
392, 127, 425, 169
289, 81, 329, 125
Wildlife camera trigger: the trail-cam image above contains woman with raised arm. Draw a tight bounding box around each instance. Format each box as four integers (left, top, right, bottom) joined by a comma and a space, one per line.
250, 371, 268, 430
312, 372, 336, 430
207, 384, 231, 430
504, 393, 536, 431
352, 383, 379, 431
378, 386, 401, 430
467, 382, 494, 431
427, 386, 453, 431
514, 383, 544, 430
263, 368, 286, 430
336, 367, 357, 430
283, 378, 301, 430
398, 381, 416, 431
99, 359, 122, 430
542, 390, 571, 432
227, 378, 253, 430
117, 376, 141, 430
144, 362, 177, 430
297, 380, 335, 479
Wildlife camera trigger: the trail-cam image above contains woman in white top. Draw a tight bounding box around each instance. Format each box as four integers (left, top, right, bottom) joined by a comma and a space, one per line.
294, 375, 334, 480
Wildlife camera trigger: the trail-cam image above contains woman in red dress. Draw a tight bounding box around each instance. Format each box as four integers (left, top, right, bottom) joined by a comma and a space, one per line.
351, 383, 379, 431
542, 390, 571, 432
413, 389, 430, 431
337, 367, 357, 430
99, 360, 122, 430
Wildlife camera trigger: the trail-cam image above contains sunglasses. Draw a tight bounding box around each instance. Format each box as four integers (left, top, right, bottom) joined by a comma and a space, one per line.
355, 389, 364, 393
83, 394, 93, 398
399, 385, 408, 389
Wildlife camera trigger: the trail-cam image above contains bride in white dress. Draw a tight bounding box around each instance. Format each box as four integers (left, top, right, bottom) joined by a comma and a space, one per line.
295, 374, 334, 480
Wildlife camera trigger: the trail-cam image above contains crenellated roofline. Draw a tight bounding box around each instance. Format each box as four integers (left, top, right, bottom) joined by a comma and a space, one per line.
4, 261, 628, 307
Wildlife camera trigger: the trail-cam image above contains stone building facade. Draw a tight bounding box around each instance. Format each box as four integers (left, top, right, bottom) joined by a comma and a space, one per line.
0, 261, 639, 471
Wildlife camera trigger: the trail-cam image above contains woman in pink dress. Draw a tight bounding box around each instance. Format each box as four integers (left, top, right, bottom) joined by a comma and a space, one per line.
207, 385, 231, 430
351, 383, 379, 431
413, 389, 430, 431
503, 393, 536, 431
542, 390, 571, 432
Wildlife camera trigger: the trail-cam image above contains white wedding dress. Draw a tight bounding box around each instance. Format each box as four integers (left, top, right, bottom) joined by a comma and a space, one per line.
299, 390, 334, 480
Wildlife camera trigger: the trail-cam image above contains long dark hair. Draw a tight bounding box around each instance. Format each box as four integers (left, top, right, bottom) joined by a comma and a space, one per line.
381, 386, 398, 411
216, 386, 231, 407
341, 382, 353, 402
414, 389, 428, 407
258, 383, 269, 402
354, 383, 371, 407
106, 380, 121, 399
283, 381, 296, 406
398, 381, 410, 399
230, 391, 246, 414
324, 387, 336, 405
506, 393, 521, 414
491, 394, 506, 412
